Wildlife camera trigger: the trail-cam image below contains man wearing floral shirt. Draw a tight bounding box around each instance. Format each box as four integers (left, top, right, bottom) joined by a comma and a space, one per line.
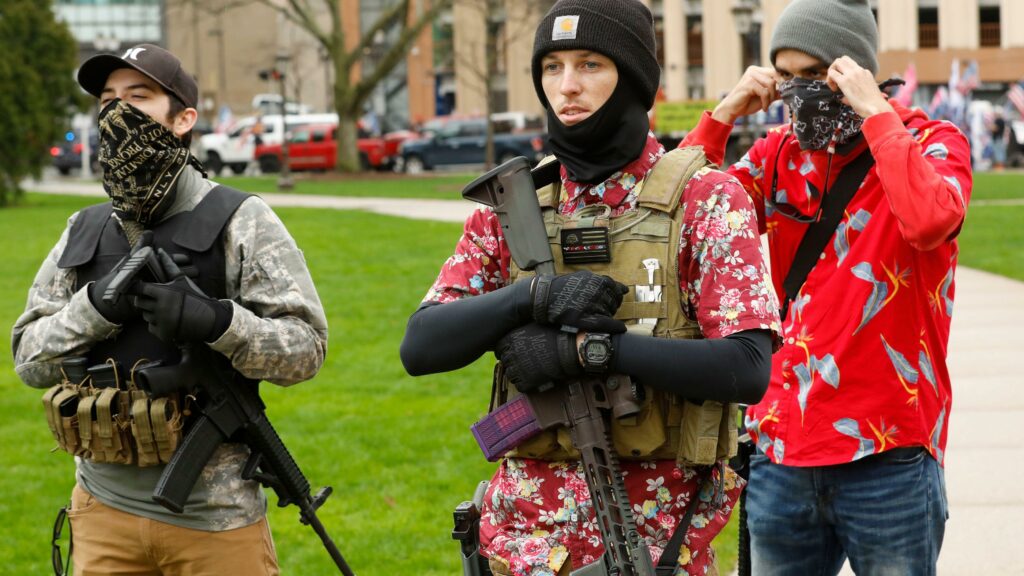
679, 0, 970, 573
401, 1, 780, 574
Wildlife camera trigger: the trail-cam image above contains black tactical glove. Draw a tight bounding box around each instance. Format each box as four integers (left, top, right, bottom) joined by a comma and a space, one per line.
87, 233, 157, 324
532, 271, 629, 333
88, 258, 137, 323
133, 277, 233, 344
157, 249, 199, 280
495, 323, 581, 393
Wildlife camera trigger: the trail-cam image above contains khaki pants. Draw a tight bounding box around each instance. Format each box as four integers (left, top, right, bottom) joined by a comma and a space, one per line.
68, 483, 279, 576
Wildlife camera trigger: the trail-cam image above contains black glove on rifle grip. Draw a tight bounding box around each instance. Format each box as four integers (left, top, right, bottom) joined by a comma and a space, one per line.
88, 232, 154, 324
532, 271, 629, 333
495, 323, 581, 393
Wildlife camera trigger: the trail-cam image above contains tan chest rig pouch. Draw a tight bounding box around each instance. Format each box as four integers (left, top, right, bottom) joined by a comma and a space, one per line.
42, 357, 186, 467
492, 147, 737, 466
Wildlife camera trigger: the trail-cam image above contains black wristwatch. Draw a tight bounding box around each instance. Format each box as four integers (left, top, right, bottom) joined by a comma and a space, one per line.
579, 332, 614, 374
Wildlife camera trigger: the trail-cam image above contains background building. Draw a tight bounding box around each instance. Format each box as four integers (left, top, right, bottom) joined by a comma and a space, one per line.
55, 0, 1024, 132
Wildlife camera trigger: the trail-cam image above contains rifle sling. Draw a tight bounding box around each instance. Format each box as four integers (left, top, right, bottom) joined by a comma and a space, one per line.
531, 158, 561, 189
656, 468, 713, 573
780, 150, 875, 320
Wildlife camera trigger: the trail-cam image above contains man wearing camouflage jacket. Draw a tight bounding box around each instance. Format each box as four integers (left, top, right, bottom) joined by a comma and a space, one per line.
12, 44, 327, 575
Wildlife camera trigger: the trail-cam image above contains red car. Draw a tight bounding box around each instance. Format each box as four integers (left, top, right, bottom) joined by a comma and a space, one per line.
255, 123, 390, 172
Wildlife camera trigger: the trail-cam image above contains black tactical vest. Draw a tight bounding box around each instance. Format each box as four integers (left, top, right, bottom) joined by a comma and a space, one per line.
57, 186, 250, 370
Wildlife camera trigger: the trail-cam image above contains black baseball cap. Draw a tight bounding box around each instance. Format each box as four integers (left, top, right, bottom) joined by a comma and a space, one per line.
77, 43, 198, 108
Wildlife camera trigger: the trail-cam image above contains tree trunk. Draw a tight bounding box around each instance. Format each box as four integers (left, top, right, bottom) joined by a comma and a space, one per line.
336, 114, 361, 173
333, 64, 361, 173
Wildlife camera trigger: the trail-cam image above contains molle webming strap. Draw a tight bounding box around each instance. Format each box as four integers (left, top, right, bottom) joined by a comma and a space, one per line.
637, 146, 709, 213
149, 396, 179, 463
131, 394, 158, 467
77, 395, 97, 451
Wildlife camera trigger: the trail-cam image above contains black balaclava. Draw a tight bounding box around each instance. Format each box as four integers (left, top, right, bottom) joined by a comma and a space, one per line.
97, 99, 192, 226
547, 80, 651, 184
531, 0, 660, 185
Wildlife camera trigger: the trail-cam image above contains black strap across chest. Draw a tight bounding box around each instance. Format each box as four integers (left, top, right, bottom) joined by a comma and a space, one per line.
780, 151, 876, 320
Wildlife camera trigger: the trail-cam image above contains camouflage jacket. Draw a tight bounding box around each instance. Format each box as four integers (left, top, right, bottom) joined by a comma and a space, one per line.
11, 166, 329, 530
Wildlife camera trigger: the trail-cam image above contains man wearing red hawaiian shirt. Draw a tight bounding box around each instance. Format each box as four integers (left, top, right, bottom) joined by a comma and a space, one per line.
402, 1, 780, 574
679, 0, 969, 574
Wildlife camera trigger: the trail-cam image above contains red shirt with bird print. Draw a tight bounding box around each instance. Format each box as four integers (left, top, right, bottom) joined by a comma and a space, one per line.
681, 101, 971, 467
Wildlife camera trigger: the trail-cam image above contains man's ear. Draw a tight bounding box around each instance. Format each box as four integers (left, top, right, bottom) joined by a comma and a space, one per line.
173, 107, 199, 138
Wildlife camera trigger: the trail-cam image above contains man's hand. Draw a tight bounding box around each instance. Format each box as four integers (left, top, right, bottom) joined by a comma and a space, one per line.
495, 323, 581, 393
87, 233, 157, 324
88, 255, 139, 324
827, 56, 894, 119
712, 66, 781, 125
133, 277, 232, 344
532, 271, 628, 333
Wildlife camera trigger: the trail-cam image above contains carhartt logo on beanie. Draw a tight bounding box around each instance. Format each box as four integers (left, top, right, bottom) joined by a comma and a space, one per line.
770, 0, 879, 75
532, 0, 660, 109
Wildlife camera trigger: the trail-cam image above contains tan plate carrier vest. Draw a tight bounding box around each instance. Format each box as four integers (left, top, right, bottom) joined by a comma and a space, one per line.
42, 362, 185, 467
492, 147, 738, 466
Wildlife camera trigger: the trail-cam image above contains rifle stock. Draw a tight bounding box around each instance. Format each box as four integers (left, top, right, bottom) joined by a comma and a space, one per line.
462, 156, 555, 276
101, 245, 167, 306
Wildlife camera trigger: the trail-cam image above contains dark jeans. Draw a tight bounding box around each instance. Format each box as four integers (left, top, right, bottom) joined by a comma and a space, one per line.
747, 447, 947, 576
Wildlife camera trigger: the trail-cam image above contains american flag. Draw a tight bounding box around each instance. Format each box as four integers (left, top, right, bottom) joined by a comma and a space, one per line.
956, 60, 980, 95
1009, 81, 1024, 117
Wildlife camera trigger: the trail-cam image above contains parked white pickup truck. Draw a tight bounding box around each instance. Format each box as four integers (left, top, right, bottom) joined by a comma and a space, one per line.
198, 113, 338, 175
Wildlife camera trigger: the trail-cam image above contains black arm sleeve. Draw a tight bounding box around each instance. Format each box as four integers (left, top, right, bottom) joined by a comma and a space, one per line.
399, 280, 533, 376
610, 329, 773, 404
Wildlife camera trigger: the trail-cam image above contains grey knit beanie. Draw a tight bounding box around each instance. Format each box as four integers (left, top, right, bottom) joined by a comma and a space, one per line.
770, 0, 878, 75
532, 0, 660, 109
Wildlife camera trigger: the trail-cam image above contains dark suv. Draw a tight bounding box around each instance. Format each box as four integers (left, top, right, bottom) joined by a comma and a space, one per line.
397, 117, 548, 173
51, 130, 99, 176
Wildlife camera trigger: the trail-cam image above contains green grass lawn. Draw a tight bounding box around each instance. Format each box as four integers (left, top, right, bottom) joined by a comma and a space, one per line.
214, 172, 476, 200
1, 170, 1020, 574
960, 172, 1024, 280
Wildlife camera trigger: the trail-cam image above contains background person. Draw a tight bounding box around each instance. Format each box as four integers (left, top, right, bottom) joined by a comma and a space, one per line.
678, 0, 971, 573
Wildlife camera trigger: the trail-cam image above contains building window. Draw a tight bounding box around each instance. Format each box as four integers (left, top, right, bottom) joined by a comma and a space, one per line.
980, 7, 1001, 47
687, 15, 703, 68
53, 0, 163, 46
918, 7, 939, 49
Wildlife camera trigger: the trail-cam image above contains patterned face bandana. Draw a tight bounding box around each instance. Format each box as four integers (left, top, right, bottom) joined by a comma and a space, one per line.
98, 99, 190, 225
778, 78, 864, 151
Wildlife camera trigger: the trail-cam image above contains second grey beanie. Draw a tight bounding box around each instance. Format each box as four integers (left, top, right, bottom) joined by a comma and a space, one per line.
770, 0, 879, 75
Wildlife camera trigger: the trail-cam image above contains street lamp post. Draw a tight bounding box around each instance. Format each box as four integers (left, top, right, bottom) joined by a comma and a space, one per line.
275, 53, 294, 191
731, 0, 762, 160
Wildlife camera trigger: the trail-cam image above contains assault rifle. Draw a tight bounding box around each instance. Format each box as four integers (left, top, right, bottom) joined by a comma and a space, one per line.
462, 158, 655, 576
102, 242, 356, 576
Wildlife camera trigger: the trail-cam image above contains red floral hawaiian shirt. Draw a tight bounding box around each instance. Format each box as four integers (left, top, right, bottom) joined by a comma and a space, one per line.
425, 132, 781, 575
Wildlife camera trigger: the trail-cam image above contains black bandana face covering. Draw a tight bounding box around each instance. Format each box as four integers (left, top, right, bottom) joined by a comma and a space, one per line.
779, 78, 864, 151
546, 80, 650, 185
98, 99, 190, 225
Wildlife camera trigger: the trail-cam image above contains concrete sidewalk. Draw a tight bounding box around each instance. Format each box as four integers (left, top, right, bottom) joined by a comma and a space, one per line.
25, 178, 478, 223
27, 178, 1024, 574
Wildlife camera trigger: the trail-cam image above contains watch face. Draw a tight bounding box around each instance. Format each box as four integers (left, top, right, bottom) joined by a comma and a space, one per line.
583, 336, 612, 371
584, 341, 610, 363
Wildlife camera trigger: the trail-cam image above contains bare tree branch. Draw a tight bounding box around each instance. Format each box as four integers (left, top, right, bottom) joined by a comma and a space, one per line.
285, 0, 332, 48
350, 0, 450, 109
351, 0, 409, 58
319, 0, 343, 54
